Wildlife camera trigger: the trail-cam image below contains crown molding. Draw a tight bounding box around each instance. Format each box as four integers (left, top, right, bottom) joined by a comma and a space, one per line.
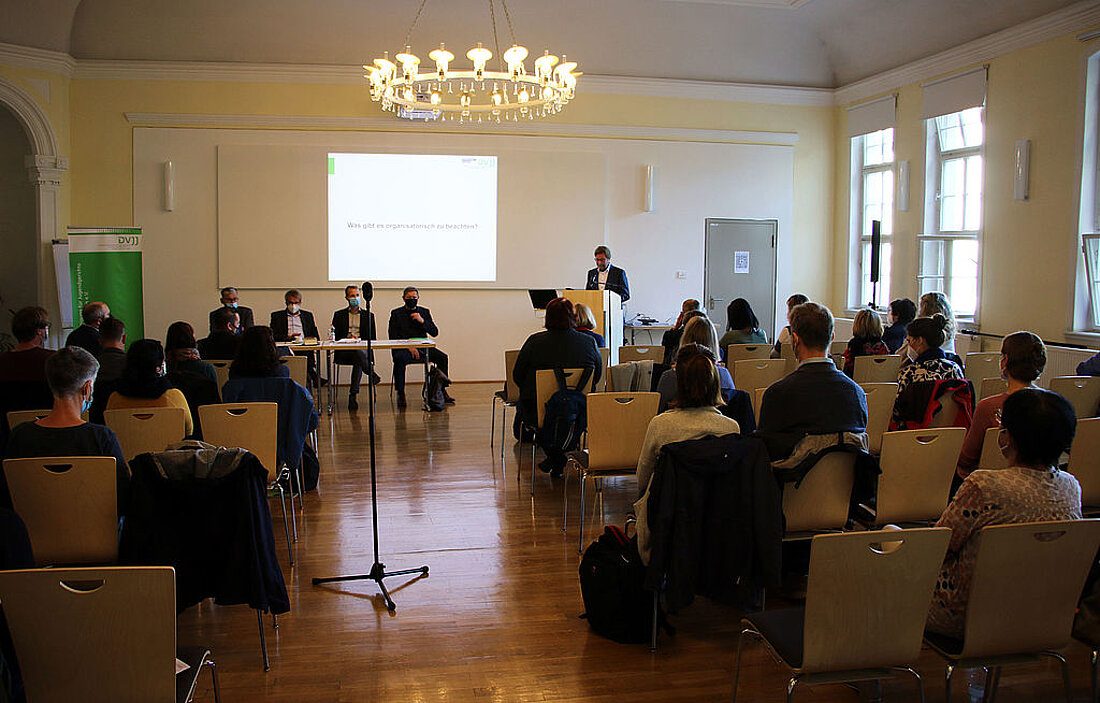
835, 0, 1100, 106
0, 42, 75, 77
124, 112, 799, 145
577, 75, 832, 106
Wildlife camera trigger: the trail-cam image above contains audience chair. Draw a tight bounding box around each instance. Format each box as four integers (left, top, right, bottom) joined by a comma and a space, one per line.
198, 402, 294, 565
278, 355, 309, 390
780, 342, 798, 374
734, 527, 951, 702
859, 382, 898, 455
0, 566, 220, 703
1070, 417, 1100, 512
490, 349, 521, 464
207, 360, 232, 399
782, 452, 856, 536
530, 368, 596, 495
2, 456, 118, 566
977, 426, 1008, 470
828, 340, 847, 357
853, 354, 903, 384
727, 343, 772, 363
963, 352, 1001, 388
563, 392, 659, 551
104, 406, 188, 462
733, 359, 787, 397
599, 347, 611, 390
618, 345, 663, 363
1050, 376, 1100, 419
753, 387, 767, 426
869, 428, 966, 526
978, 377, 1008, 401
927, 384, 974, 428
5, 408, 51, 429
924, 519, 1100, 703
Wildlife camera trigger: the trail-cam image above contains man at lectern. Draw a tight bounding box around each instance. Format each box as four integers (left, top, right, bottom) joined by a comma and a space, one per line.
584, 245, 630, 302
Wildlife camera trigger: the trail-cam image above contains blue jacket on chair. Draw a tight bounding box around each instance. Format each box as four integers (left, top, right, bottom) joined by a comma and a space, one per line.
222, 377, 319, 471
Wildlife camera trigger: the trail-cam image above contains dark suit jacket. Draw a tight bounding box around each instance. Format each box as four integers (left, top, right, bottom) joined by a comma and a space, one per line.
331, 307, 376, 341
208, 305, 254, 332
270, 309, 319, 342
757, 358, 868, 461
585, 264, 630, 301
65, 324, 102, 357
388, 306, 439, 340
512, 328, 602, 407
197, 332, 241, 361
95, 346, 127, 384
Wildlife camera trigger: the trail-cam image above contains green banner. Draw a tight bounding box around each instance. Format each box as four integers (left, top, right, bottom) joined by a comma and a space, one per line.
68, 228, 144, 343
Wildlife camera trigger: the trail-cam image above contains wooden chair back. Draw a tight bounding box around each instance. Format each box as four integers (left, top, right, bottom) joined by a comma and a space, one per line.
859, 382, 898, 455
599, 347, 612, 391
977, 426, 1008, 470
501, 349, 521, 402
278, 355, 309, 389
979, 377, 1008, 400
782, 452, 856, 534
618, 345, 663, 363
964, 353, 1001, 387
104, 407, 188, 461
1069, 417, 1100, 506
733, 359, 787, 396
853, 354, 903, 384
959, 519, 1100, 657
927, 386, 970, 428
727, 343, 771, 363
207, 359, 232, 399
802, 527, 951, 672
780, 342, 798, 374
829, 340, 847, 357
5, 408, 52, 429
2, 456, 118, 566
876, 428, 967, 524
753, 387, 767, 425
535, 369, 595, 428
0, 566, 177, 702
585, 393, 660, 471
198, 402, 278, 475
1049, 376, 1100, 419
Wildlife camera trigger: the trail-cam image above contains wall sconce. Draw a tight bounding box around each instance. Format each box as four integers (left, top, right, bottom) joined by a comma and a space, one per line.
643, 164, 656, 213
1014, 140, 1030, 201
897, 160, 910, 212
163, 160, 175, 211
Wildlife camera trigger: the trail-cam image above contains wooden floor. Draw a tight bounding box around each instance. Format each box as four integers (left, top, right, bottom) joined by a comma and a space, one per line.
181, 382, 1085, 702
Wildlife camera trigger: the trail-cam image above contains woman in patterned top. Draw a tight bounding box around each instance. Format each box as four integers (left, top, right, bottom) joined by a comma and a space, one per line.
841, 308, 890, 377
927, 388, 1081, 637
895, 314, 964, 394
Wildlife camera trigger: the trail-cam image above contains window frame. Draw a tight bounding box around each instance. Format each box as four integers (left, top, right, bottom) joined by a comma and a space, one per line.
1076, 50, 1100, 333
920, 106, 985, 322
848, 127, 895, 310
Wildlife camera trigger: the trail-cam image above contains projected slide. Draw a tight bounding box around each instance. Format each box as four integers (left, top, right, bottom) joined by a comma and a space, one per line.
328, 153, 498, 281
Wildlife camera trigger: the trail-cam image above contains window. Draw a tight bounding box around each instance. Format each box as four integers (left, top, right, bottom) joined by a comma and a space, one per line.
920, 106, 983, 318
1077, 51, 1100, 331
849, 128, 894, 308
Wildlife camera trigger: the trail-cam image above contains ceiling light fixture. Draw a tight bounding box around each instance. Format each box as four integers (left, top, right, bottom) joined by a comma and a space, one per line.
363, 0, 581, 123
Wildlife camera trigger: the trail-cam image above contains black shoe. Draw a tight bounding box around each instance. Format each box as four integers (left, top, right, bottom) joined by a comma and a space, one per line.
319, 377, 330, 387
443, 394, 456, 404
396, 393, 407, 408
348, 395, 359, 410
370, 372, 382, 385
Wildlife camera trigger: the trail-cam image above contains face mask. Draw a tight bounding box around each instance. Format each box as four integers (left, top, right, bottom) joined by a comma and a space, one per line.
404, 298, 418, 309
81, 394, 93, 415
287, 304, 300, 314
348, 297, 360, 308
225, 301, 238, 309
906, 346, 919, 362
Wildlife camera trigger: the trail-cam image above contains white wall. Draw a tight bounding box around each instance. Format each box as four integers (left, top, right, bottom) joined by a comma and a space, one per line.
133, 127, 793, 381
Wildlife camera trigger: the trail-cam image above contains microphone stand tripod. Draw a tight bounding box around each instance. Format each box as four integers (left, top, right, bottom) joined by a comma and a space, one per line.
311, 293, 429, 611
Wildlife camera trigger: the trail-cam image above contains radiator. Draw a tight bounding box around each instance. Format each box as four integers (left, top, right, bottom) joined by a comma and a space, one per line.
958, 333, 1097, 388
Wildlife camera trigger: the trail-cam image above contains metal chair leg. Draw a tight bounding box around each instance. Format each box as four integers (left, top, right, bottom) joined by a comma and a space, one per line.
530, 440, 536, 496
1037, 651, 1073, 703
490, 396, 497, 447
273, 482, 293, 566
786, 676, 799, 703
578, 471, 587, 553
204, 657, 221, 703
256, 608, 270, 671
895, 666, 925, 703
651, 589, 660, 652
944, 664, 954, 703
561, 458, 571, 533
1091, 649, 1099, 703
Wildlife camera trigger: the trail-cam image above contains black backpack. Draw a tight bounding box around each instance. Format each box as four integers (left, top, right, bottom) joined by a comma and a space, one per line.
423, 362, 450, 412
579, 525, 669, 644
536, 367, 591, 452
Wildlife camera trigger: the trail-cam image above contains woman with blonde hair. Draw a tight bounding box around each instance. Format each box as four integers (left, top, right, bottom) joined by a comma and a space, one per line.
919, 291, 958, 354
655, 316, 735, 412
573, 303, 605, 348
841, 308, 889, 377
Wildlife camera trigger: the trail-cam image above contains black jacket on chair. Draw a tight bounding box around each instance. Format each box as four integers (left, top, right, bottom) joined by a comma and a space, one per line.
120, 450, 290, 615
270, 309, 319, 342
644, 433, 782, 613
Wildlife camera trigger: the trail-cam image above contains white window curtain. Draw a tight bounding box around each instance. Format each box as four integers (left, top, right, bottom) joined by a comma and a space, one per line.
847, 95, 897, 138
921, 66, 987, 120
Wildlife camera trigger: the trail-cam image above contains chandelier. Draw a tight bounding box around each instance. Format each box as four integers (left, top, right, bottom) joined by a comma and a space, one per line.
363, 0, 580, 123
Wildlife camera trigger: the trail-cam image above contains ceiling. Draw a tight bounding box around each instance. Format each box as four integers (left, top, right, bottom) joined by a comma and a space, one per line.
0, 0, 1085, 88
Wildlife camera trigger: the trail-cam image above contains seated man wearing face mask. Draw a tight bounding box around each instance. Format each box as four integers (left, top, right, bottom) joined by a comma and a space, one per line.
332, 285, 380, 411
270, 289, 321, 384
208, 286, 254, 332
4, 346, 130, 514
389, 286, 453, 409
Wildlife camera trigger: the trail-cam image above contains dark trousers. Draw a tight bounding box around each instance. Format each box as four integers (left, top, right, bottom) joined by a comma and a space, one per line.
335, 349, 373, 395
392, 348, 448, 396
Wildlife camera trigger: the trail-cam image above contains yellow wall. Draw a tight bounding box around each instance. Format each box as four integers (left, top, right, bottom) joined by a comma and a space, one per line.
835, 29, 1100, 343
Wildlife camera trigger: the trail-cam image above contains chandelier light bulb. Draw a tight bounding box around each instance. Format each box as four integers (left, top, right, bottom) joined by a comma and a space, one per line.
503, 45, 528, 77
429, 45, 454, 80
467, 43, 493, 81
430, 89, 442, 105
396, 48, 420, 82
534, 51, 558, 84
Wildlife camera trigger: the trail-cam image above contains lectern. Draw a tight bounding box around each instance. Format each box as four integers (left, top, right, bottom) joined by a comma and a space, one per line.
564, 289, 624, 364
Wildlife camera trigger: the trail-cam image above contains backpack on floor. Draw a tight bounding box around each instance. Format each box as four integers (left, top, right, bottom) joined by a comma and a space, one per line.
579, 524, 667, 644
423, 362, 450, 412
536, 367, 592, 453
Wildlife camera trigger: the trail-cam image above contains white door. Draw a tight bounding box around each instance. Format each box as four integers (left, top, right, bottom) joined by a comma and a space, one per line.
704, 219, 778, 340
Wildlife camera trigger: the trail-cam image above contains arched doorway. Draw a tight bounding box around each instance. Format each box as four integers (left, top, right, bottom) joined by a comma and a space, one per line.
0, 103, 38, 340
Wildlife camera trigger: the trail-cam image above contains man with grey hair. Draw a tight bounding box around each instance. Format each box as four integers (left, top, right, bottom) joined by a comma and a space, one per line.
209, 286, 254, 332
65, 301, 110, 357
3, 346, 129, 514
585, 245, 630, 302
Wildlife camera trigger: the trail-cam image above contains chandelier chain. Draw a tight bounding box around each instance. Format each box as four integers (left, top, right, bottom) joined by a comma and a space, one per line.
403, 0, 430, 49
489, 0, 503, 72
500, 0, 518, 46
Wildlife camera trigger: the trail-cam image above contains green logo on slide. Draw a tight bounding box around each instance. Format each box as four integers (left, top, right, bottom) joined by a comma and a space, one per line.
328, 157, 335, 175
